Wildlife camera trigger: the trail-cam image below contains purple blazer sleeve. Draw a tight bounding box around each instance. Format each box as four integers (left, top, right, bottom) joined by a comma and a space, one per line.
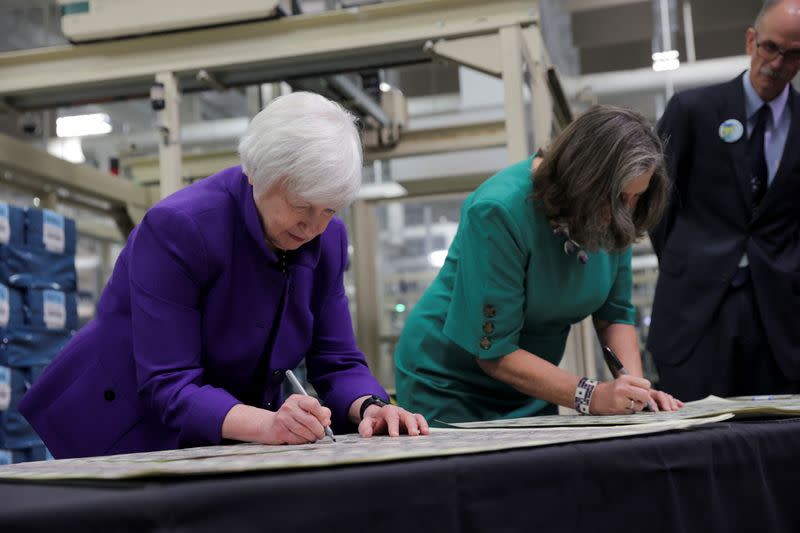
128, 206, 240, 446
306, 222, 387, 429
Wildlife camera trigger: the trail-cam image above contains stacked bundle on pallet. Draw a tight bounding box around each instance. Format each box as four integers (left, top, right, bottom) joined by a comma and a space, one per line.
0, 204, 78, 464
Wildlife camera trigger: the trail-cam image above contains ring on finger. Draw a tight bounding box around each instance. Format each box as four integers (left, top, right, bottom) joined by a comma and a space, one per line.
628, 398, 635, 411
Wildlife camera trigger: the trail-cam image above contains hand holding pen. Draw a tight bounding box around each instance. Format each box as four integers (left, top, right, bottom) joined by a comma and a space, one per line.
602, 345, 659, 413
252, 369, 335, 444
285, 369, 336, 442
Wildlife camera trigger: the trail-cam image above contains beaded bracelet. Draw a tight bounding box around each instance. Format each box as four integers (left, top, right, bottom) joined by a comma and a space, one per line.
574, 377, 598, 415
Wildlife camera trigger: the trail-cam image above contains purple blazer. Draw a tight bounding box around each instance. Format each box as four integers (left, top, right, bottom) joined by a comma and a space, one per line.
19, 166, 387, 458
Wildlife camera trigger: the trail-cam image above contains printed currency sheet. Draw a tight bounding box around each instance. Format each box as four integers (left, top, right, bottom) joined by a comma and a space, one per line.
0, 414, 731, 481
439, 395, 800, 428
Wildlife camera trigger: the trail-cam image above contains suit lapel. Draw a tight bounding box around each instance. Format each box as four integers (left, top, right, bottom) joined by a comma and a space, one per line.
718, 75, 751, 206
754, 87, 800, 220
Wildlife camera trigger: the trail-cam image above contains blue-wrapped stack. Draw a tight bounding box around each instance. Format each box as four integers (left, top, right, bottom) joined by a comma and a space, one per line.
0, 204, 76, 464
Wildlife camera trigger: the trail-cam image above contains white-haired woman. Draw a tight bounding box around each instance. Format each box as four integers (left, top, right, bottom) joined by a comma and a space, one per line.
395, 105, 683, 425
21, 92, 428, 459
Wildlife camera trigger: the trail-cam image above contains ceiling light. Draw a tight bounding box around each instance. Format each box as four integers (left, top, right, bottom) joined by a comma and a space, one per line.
56, 113, 112, 137
652, 50, 680, 72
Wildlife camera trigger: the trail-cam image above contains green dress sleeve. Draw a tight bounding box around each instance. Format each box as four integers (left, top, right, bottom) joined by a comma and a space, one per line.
443, 200, 526, 360
592, 246, 636, 325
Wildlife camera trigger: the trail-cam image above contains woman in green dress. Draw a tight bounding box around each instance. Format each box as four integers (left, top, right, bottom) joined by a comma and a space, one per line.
395, 105, 683, 424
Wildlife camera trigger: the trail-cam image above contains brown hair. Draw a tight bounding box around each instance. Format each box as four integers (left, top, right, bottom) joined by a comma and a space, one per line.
532, 104, 669, 252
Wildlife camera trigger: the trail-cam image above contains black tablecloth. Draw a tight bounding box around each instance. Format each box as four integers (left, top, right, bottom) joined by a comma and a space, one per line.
0, 418, 798, 533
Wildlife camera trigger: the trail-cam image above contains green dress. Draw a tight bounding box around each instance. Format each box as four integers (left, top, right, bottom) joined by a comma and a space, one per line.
394, 157, 636, 424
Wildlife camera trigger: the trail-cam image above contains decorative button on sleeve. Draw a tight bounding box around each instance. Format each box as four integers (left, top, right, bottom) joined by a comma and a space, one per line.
483, 304, 496, 318
479, 337, 492, 350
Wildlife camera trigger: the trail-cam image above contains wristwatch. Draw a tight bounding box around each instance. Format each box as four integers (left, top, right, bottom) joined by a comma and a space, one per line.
359, 395, 388, 420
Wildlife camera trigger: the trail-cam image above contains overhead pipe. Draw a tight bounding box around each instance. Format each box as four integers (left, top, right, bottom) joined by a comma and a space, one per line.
563, 55, 750, 98
82, 116, 250, 155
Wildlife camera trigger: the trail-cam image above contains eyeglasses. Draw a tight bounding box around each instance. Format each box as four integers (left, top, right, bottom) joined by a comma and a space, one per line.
754, 32, 800, 65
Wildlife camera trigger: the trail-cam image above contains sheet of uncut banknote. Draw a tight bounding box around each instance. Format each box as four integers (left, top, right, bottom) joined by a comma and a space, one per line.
0, 414, 732, 481
436, 395, 800, 428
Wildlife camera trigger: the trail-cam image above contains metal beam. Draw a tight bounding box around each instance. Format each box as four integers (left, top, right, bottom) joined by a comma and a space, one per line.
427, 34, 503, 77
524, 25, 554, 148
427, 28, 570, 134
155, 71, 183, 200
0, 177, 124, 242
561, 0, 647, 13
328, 75, 392, 128
366, 121, 506, 161
76, 220, 125, 243
0, 0, 537, 110
350, 200, 381, 377
500, 25, 530, 162
122, 121, 508, 183
0, 132, 152, 233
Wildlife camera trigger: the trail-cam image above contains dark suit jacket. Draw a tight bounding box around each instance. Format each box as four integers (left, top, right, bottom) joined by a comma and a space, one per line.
20, 166, 386, 458
648, 73, 800, 378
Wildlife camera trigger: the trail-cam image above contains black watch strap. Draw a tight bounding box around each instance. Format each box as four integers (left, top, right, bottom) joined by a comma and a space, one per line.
359, 395, 388, 421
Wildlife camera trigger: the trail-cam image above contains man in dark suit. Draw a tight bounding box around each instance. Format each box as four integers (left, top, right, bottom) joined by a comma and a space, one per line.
648, 0, 800, 401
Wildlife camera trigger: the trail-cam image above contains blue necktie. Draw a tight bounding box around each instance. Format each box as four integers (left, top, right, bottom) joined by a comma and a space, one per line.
748, 105, 769, 207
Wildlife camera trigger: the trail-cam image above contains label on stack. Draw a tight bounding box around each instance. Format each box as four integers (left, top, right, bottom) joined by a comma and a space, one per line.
43, 289, 67, 329
0, 366, 10, 411
0, 204, 9, 245
0, 284, 8, 328
43, 210, 66, 254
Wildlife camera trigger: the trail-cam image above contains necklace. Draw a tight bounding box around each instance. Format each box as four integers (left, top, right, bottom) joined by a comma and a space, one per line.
552, 224, 588, 264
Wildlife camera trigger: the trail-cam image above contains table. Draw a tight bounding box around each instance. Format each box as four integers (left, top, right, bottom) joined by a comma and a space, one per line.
0, 418, 797, 533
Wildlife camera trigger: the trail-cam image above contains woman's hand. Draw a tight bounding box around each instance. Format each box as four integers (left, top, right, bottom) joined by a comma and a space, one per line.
589, 375, 655, 415
261, 394, 333, 444
648, 388, 683, 412
358, 403, 430, 438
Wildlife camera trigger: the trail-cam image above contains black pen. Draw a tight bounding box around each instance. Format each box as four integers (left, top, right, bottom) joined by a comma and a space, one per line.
602, 345, 658, 412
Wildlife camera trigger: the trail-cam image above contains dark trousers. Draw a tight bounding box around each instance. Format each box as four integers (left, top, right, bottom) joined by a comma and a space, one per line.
655, 274, 800, 402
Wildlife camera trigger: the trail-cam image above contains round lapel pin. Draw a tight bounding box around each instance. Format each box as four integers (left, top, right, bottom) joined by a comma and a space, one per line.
718, 119, 744, 143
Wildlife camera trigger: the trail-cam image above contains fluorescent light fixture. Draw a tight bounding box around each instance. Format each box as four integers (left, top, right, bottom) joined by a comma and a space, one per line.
56, 113, 112, 137
379, 82, 392, 92
651, 50, 680, 72
428, 249, 448, 268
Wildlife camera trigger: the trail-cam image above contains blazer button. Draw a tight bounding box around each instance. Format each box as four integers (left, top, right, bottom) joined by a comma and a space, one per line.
480, 337, 492, 350
104, 389, 116, 402
483, 304, 496, 318
483, 322, 495, 334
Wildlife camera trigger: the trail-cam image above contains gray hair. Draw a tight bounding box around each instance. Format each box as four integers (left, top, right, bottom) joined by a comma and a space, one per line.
755, 0, 782, 29
238, 91, 363, 208
532, 104, 669, 252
